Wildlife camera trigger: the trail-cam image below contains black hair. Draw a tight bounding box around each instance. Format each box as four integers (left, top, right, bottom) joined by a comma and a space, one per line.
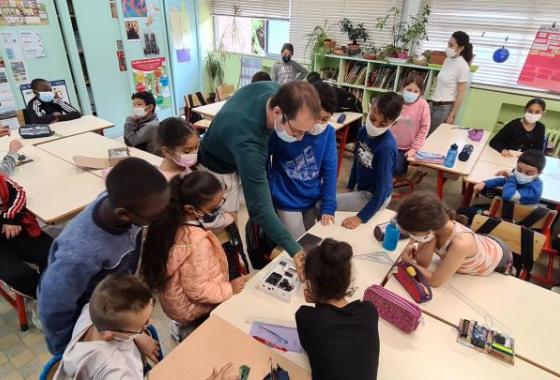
525, 98, 546, 112
311, 80, 337, 114
31, 78, 49, 91
402, 73, 425, 93
157, 116, 196, 150
306, 71, 321, 83
89, 274, 152, 332
106, 157, 168, 213
372, 92, 404, 122
452, 31, 473, 63
518, 150, 546, 173
269, 81, 321, 121
304, 239, 353, 302
281, 43, 294, 54
131, 91, 156, 107
251, 71, 272, 83
396, 191, 455, 232
141, 171, 223, 291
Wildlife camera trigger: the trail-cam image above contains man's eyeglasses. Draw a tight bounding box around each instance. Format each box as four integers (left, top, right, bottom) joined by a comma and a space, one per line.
282, 113, 306, 139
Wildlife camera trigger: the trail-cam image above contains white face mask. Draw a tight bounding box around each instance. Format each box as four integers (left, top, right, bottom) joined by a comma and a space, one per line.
365, 117, 398, 137
524, 112, 542, 124
274, 116, 298, 143
409, 231, 435, 244
133, 107, 147, 118
513, 169, 538, 185
309, 123, 328, 136
446, 47, 458, 58
402, 91, 419, 104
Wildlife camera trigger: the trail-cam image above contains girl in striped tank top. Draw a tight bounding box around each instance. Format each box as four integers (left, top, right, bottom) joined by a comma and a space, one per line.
396, 191, 512, 287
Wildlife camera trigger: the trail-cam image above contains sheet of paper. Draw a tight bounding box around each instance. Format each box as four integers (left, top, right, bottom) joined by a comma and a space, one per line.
250, 321, 303, 353
20, 31, 46, 58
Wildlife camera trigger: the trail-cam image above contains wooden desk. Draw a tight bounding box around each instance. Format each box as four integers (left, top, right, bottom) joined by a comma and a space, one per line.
385, 273, 560, 376
409, 124, 490, 199
191, 100, 226, 120
37, 132, 162, 177
50, 115, 113, 137
0, 130, 60, 151
150, 315, 310, 380
478, 145, 518, 166
7, 145, 105, 224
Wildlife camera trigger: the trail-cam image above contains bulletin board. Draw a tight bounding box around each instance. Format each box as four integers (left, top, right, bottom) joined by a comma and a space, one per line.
518, 25, 560, 92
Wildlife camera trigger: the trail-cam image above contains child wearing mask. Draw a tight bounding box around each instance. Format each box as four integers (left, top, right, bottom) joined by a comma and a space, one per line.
124, 91, 159, 154
397, 191, 513, 287
390, 74, 430, 176
26, 78, 82, 124
296, 239, 379, 380
490, 98, 546, 157
141, 171, 247, 343
157, 117, 199, 181
271, 43, 309, 85
337, 92, 403, 229
268, 79, 337, 239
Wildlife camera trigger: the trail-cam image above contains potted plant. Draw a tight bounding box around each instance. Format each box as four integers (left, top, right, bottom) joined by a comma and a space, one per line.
339, 18, 369, 56
400, 4, 431, 57
305, 21, 336, 70
204, 52, 224, 103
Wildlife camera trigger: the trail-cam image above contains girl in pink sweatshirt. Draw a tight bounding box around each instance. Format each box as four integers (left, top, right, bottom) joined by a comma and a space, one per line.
141, 171, 247, 342
391, 74, 431, 177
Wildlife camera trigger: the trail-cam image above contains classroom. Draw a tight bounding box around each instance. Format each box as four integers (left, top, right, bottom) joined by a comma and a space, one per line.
0, 0, 559, 379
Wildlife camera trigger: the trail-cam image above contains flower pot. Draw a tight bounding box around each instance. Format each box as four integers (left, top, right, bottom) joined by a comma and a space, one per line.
430, 51, 446, 65
347, 43, 361, 56
322, 39, 337, 52
363, 53, 377, 60
396, 51, 409, 59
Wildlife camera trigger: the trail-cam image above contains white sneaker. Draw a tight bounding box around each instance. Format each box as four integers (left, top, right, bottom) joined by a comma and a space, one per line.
27, 300, 43, 331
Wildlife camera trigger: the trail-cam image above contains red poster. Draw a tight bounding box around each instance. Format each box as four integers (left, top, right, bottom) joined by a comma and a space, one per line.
518, 25, 560, 92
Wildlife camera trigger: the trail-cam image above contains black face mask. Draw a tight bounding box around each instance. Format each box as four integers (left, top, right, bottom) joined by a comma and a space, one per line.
201, 208, 221, 223
282, 56, 291, 63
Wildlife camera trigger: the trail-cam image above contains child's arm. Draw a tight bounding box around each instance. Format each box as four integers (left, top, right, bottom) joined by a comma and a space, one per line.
26, 99, 57, 124
346, 148, 358, 191
0, 177, 27, 225
180, 238, 233, 304
517, 179, 543, 204
319, 129, 337, 218
501, 176, 519, 201
55, 100, 82, 121
411, 100, 431, 151
482, 176, 506, 191
123, 117, 156, 148
489, 121, 514, 154
356, 146, 394, 222
270, 64, 278, 82
0, 152, 18, 177
294, 61, 309, 80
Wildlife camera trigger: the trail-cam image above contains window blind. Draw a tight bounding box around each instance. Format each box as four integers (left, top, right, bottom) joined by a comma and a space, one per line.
289, 0, 404, 62
423, 0, 560, 90
211, 0, 290, 20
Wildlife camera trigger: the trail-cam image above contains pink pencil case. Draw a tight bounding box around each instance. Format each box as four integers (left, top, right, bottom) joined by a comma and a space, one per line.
363, 284, 421, 334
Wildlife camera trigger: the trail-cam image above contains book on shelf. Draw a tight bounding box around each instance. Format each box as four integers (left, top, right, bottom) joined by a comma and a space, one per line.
345, 62, 366, 85
397, 68, 429, 89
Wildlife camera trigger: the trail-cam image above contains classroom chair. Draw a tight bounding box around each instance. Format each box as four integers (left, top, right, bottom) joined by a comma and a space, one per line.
216, 84, 235, 101
184, 92, 207, 123
544, 129, 560, 157
471, 214, 546, 280
0, 281, 29, 331
39, 353, 62, 380
488, 197, 558, 286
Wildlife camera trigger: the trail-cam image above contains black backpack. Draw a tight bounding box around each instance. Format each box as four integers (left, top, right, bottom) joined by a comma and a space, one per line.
245, 219, 276, 270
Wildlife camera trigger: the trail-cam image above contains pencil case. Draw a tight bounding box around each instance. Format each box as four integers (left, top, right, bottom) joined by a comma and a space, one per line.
363, 284, 421, 334
19, 124, 53, 139
394, 262, 433, 303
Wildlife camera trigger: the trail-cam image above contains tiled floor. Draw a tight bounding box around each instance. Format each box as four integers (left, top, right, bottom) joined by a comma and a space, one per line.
0, 153, 556, 378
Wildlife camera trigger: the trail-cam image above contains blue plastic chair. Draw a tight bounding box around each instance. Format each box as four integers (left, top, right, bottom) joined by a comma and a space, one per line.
39, 353, 62, 380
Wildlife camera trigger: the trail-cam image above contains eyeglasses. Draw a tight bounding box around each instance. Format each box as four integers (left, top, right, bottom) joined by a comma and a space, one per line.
107, 298, 154, 336
282, 113, 306, 139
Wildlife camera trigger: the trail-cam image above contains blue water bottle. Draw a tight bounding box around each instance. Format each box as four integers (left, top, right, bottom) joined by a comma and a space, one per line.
382, 221, 400, 251
444, 143, 459, 168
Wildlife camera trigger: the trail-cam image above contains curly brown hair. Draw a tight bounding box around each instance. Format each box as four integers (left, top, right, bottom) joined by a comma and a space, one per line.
396, 191, 455, 233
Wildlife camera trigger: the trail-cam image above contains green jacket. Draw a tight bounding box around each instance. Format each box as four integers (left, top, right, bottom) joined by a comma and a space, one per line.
198, 81, 302, 256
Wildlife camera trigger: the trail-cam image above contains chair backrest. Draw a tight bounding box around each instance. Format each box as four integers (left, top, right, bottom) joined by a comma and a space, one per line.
545, 128, 560, 157
39, 354, 62, 380
471, 214, 546, 261
216, 84, 235, 101
488, 197, 557, 231
184, 92, 207, 122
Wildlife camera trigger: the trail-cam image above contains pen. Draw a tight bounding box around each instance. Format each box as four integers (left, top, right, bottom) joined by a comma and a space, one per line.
260, 326, 289, 344
252, 336, 288, 352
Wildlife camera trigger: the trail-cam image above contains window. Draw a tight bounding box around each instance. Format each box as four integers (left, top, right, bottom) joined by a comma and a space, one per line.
213, 15, 289, 56
423, 0, 560, 90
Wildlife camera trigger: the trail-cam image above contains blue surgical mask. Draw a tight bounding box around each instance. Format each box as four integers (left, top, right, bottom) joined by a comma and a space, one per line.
513, 169, 537, 185
38, 91, 54, 103
275, 116, 297, 143
403, 91, 419, 104
282, 56, 291, 63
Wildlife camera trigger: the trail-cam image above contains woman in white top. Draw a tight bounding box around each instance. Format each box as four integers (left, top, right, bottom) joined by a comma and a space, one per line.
429, 31, 473, 134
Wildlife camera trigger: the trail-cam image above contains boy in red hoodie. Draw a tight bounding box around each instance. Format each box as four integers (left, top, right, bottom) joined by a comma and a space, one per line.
0, 175, 52, 298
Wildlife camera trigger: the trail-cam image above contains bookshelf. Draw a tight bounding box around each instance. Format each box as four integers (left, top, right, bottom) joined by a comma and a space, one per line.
315, 54, 447, 115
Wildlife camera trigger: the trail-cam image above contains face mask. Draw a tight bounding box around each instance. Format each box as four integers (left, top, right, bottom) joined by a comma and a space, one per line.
409, 231, 435, 243
274, 116, 297, 143
403, 91, 419, 104
113, 332, 141, 343
38, 91, 54, 103
309, 123, 328, 136
282, 56, 291, 63
513, 169, 538, 185
365, 117, 390, 137
133, 107, 147, 118
193, 207, 231, 230
446, 47, 458, 58
173, 152, 197, 168
524, 112, 542, 124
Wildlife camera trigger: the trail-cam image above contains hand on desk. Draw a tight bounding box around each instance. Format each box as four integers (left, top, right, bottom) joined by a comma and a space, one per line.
2, 224, 22, 239
134, 333, 161, 364
473, 182, 485, 194
401, 243, 418, 264
405, 149, 416, 159
0, 127, 10, 138
500, 149, 514, 158
207, 362, 240, 380
445, 114, 455, 124
341, 215, 362, 230
231, 276, 247, 294
494, 169, 511, 178
8, 140, 23, 154
321, 214, 335, 226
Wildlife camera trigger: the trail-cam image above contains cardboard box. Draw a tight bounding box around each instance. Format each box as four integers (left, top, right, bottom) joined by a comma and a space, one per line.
73, 147, 130, 169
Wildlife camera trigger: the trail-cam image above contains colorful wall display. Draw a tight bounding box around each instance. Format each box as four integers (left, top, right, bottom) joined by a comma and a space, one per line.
518, 25, 560, 92
121, 0, 147, 18
131, 57, 171, 109
0, 0, 48, 26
